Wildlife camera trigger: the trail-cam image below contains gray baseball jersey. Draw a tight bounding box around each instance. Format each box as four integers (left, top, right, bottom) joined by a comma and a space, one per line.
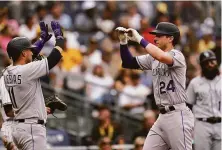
0, 76, 16, 145
186, 75, 221, 118
0, 76, 12, 122
3, 59, 49, 121
136, 49, 187, 106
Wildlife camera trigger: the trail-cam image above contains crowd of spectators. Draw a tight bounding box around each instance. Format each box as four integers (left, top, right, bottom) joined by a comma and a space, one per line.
0, 1, 220, 147
84, 106, 157, 148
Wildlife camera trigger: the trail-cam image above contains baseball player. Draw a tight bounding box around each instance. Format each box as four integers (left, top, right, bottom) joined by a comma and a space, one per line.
0, 74, 66, 150
0, 75, 17, 150
186, 50, 221, 150
116, 22, 194, 150
2, 21, 64, 150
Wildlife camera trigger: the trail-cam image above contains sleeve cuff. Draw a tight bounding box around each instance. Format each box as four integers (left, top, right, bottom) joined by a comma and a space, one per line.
140, 38, 149, 48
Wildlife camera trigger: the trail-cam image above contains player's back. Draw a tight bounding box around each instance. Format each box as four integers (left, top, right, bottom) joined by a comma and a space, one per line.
3, 59, 49, 120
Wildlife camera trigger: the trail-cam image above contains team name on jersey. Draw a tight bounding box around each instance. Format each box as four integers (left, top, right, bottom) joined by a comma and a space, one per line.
4, 75, 21, 85
152, 68, 169, 76
196, 92, 208, 101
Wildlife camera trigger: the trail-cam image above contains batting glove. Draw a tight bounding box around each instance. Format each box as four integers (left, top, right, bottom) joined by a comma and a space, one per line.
126, 28, 143, 43
32, 21, 52, 59
39, 21, 52, 43
51, 21, 64, 39
115, 27, 128, 45
51, 21, 65, 49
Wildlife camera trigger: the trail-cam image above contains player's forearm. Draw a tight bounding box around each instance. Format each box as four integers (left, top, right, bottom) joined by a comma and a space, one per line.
47, 37, 64, 70
186, 103, 193, 110
140, 38, 173, 65
47, 47, 63, 70
6, 111, 14, 118
33, 39, 44, 54
120, 44, 140, 69
4, 105, 14, 117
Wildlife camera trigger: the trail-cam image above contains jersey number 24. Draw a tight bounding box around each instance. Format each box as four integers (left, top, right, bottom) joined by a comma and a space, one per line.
160, 80, 175, 94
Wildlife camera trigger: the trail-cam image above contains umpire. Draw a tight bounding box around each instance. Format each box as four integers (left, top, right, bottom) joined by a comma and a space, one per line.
3, 21, 64, 150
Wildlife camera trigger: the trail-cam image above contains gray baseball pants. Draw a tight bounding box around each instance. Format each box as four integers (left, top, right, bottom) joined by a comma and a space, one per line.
143, 103, 194, 150
12, 121, 46, 150
194, 119, 221, 150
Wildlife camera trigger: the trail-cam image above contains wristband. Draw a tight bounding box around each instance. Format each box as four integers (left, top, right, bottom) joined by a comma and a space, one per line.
55, 46, 63, 53
140, 38, 149, 48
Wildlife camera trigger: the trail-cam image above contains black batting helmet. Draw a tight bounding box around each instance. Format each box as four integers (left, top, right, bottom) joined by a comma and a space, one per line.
199, 50, 216, 65
7, 37, 37, 61
149, 22, 180, 45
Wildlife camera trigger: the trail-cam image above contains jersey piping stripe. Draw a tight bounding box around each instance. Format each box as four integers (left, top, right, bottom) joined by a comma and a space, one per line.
8, 88, 16, 109
11, 88, 17, 108
31, 124, 34, 150
180, 111, 187, 150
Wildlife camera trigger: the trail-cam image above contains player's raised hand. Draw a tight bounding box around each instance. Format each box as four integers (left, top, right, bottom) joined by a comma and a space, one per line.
51, 21, 65, 49
126, 28, 143, 43
39, 21, 52, 43
51, 21, 64, 39
115, 27, 128, 45
32, 21, 52, 57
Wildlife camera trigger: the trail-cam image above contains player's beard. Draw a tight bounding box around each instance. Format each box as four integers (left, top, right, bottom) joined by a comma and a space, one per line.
202, 67, 220, 80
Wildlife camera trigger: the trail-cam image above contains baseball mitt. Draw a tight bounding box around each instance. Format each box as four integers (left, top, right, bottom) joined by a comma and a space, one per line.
45, 95, 67, 113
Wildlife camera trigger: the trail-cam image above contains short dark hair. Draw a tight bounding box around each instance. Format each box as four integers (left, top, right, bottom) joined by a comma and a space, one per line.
172, 34, 180, 46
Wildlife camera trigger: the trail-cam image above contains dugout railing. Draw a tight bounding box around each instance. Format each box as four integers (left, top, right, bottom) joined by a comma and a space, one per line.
41, 82, 145, 145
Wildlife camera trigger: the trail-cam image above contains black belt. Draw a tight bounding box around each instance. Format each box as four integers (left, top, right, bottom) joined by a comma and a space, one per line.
197, 117, 221, 124
15, 119, 45, 125
159, 106, 175, 114
6, 118, 14, 121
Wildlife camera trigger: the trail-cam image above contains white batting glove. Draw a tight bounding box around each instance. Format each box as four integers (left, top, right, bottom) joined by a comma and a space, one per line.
126, 28, 143, 43
115, 27, 128, 45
